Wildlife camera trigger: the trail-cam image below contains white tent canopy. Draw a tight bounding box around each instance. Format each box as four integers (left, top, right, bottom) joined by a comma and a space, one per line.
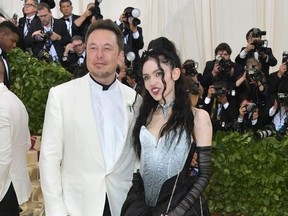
1, 0, 288, 73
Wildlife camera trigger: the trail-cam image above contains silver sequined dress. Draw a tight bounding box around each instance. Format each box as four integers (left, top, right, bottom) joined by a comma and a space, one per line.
139, 126, 191, 206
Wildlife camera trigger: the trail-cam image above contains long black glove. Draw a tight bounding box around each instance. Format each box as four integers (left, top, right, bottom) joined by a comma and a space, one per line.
167, 146, 212, 216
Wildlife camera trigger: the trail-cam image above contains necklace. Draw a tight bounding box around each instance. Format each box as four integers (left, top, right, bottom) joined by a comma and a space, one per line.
159, 101, 174, 118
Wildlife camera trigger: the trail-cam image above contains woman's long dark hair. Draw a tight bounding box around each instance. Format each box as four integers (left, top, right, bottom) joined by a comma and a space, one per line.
133, 37, 194, 158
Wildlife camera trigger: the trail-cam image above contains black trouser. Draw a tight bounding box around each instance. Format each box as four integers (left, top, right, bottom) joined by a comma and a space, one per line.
103, 194, 111, 216
0, 183, 20, 216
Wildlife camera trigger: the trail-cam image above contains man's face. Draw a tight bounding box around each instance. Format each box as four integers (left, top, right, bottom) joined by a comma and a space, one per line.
38, 8, 52, 26
60, 2, 73, 17
72, 39, 85, 55
216, 50, 230, 60
86, 29, 123, 84
0, 31, 19, 53
23, 0, 37, 16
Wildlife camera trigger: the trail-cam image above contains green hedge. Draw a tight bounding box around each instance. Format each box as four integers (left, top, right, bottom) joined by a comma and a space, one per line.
7, 48, 288, 215
207, 131, 288, 215
8, 48, 72, 135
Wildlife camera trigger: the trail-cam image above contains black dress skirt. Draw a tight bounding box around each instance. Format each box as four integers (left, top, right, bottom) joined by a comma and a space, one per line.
121, 144, 210, 216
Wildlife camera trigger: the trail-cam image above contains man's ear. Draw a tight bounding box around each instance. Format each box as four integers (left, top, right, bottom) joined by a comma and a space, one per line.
172, 67, 181, 81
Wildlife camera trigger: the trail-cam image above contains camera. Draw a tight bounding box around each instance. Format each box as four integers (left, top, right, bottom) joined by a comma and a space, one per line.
277, 92, 288, 106
282, 51, 288, 65
89, 0, 103, 20
244, 102, 257, 113
37, 30, 53, 62
213, 81, 227, 97
246, 66, 263, 82
254, 124, 275, 140
251, 28, 266, 38
182, 59, 199, 77
215, 55, 233, 75
123, 7, 141, 26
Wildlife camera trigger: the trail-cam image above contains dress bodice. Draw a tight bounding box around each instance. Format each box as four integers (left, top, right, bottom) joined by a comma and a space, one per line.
139, 126, 191, 206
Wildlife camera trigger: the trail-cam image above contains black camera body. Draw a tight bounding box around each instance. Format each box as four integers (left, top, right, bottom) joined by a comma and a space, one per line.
246, 67, 263, 82
213, 81, 227, 97
123, 7, 141, 26
244, 103, 257, 113
282, 51, 288, 65
251, 28, 266, 38
277, 92, 288, 106
215, 55, 233, 75
89, 0, 103, 20
183, 60, 199, 77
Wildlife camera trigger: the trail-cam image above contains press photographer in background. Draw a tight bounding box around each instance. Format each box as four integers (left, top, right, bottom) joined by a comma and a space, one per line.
235, 28, 277, 81
202, 80, 238, 132
236, 58, 268, 124
254, 80, 288, 141
182, 59, 204, 107
73, 1, 103, 38
24, 2, 71, 63
115, 7, 144, 71
236, 98, 259, 133
201, 43, 242, 103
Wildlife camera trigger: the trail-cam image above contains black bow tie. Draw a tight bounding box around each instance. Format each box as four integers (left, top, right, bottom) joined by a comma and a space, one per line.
78, 55, 84, 59
64, 18, 70, 22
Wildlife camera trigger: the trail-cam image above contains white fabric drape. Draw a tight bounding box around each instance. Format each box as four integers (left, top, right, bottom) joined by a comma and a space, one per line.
1, 0, 288, 73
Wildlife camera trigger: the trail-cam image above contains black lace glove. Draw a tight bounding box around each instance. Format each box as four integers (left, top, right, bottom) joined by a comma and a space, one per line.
167, 146, 212, 216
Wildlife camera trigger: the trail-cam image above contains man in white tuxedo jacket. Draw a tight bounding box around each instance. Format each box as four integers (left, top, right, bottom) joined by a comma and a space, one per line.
39, 19, 141, 216
0, 58, 32, 215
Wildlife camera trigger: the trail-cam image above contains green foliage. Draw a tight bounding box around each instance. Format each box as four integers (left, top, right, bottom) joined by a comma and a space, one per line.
8, 48, 72, 135
207, 131, 288, 216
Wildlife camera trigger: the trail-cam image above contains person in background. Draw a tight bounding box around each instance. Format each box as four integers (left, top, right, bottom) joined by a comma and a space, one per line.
115, 7, 144, 71
0, 59, 32, 216
39, 19, 141, 216
0, 21, 20, 89
17, 0, 39, 51
62, 35, 87, 76
235, 27, 277, 81
59, 0, 80, 37
121, 36, 212, 215
24, 3, 71, 63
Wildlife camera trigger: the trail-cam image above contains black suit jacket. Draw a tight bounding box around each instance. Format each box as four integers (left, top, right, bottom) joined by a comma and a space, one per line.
62, 52, 86, 74
24, 18, 71, 62
0, 53, 10, 89
235, 47, 277, 80
17, 15, 40, 51
60, 14, 80, 37
116, 22, 144, 69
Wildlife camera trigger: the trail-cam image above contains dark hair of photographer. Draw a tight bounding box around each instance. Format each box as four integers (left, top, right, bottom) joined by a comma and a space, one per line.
235, 27, 277, 81
182, 59, 203, 83
201, 42, 241, 102
184, 76, 203, 107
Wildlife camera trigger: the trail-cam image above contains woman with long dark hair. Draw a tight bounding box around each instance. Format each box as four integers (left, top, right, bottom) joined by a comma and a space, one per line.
121, 37, 213, 216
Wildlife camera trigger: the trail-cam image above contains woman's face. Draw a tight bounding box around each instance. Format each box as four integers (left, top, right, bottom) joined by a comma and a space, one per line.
142, 58, 179, 104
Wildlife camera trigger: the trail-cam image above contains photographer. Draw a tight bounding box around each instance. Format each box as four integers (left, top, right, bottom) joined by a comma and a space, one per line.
237, 99, 259, 132
236, 58, 268, 113
182, 59, 204, 107
24, 2, 71, 63
235, 28, 277, 81
62, 35, 87, 77
115, 7, 144, 70
201, 43, 242, 101
73, 2, 103, 38
202, 80, 238, 132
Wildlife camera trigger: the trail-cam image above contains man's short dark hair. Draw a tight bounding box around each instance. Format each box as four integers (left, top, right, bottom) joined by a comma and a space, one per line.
59, 0, 72, 7
37, 2, 51, 12
85, 19, 124, 52
71, 35, 84, 43
0, 21, 20, 37
214, 42, 232, 55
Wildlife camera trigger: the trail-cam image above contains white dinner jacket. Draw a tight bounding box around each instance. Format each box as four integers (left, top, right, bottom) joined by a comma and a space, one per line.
0, 83, 32, 204
39, 74, 140, 216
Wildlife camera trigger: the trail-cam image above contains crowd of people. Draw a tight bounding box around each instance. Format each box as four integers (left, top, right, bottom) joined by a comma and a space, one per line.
1, 0, 287, 216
